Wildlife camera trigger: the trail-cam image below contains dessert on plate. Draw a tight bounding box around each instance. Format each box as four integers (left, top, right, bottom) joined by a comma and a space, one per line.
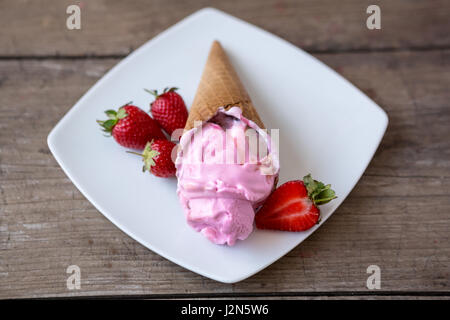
97, 41, 337, 247
175, 41, 280, 246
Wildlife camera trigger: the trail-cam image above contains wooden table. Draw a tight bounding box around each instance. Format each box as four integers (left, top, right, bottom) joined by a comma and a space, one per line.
0, 0, 449, 299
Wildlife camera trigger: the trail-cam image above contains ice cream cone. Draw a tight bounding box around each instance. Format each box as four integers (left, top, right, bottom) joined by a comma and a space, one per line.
185, 41, 265, 131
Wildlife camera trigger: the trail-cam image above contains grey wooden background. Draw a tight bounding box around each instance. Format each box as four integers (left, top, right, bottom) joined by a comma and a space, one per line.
0, 0, 449, 299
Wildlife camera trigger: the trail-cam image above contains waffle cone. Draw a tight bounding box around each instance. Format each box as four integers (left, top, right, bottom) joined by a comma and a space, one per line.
185, 41, 264, 131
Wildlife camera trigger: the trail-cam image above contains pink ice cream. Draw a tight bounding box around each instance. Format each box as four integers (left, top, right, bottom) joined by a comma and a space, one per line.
176, 107, 279, 246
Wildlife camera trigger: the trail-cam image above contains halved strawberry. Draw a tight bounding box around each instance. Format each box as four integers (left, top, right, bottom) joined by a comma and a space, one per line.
255, 174, 337, 232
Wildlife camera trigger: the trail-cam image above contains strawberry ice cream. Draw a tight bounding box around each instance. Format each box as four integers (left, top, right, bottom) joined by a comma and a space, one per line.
176, 107, 279, 246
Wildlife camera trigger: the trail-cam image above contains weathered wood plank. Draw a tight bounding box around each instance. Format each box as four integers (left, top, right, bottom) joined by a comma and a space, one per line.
0, 0, 449, 56
176, 295, 450, 300
0, 50, 449, 298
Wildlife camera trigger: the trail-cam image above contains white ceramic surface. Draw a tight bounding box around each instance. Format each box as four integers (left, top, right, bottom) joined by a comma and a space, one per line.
48, 8, 388, 283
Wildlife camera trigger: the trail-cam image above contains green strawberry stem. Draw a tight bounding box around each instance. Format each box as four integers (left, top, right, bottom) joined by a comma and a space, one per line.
126, 141, 160, 173
144, 87, 178, 99
126, 151, 143, 157
97, 102, 132, 134
144, 88, 158, 97
303, 174, 337, 205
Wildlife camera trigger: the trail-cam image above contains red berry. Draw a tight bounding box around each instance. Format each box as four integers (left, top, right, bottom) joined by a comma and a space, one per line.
97, 104, 164, 150
146, 87, 188, 137
255, 175, 336, 232
140, 139, 176, 178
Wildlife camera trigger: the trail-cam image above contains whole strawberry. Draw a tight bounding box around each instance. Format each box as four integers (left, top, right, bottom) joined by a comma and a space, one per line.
145, 87, 188, 137
255, 174, 337, 232
128, 139, 176, 178
97, 103, 164, 150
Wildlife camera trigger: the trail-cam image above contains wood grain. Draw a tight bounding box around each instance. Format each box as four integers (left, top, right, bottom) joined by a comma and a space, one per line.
0, 49, 449, 298
0, 0, 449, 56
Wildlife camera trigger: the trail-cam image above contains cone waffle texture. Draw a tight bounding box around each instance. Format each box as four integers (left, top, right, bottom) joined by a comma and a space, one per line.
185, 41, 265, 131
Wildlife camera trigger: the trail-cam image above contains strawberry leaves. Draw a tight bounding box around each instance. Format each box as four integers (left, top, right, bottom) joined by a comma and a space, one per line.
142, 141, 160, 172
98, 119, 116, 132
127, 141, 160, 172
144, 89, 158, 97
303, 174, 337, 205
144, 87, 178, 99
97, 105, 129, 134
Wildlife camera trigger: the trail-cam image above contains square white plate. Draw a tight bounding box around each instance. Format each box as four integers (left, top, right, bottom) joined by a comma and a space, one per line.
48, 8, 388, 283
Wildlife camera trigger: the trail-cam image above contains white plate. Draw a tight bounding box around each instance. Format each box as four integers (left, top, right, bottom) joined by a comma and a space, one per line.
48, 8, 388, 283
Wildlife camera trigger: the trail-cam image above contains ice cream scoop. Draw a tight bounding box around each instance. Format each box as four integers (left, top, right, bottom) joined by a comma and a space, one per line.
176, 107, 279, 245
